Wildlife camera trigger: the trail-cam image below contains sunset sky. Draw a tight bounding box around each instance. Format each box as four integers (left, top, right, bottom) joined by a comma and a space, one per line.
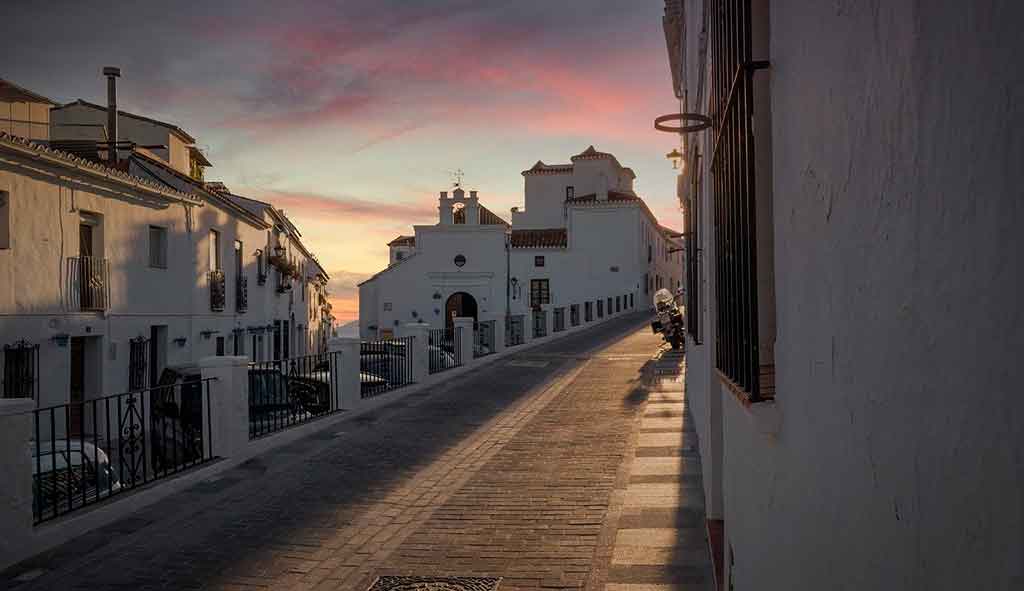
1, 0, 682, 322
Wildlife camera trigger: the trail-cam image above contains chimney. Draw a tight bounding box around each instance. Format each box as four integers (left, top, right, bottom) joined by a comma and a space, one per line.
469, 190, 478, 199
103, 66, 121, 164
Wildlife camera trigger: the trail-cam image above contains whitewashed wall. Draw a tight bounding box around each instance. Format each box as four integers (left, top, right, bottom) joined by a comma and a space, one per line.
0, 143, 328, 412
678, 1, 1024, 589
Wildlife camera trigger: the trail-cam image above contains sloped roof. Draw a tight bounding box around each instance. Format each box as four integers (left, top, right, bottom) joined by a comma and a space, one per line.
479, 204, 509, 226
188, 145, 212, 166
0, 132, 197, 204
388, 235, 415, 247
0, 78, 56, 105
510, 228, 567, 249
522, 160, 574, 176
453, 204, 509, 226
53, 99, 197, 143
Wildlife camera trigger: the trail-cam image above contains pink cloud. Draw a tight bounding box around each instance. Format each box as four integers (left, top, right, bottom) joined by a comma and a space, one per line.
243, 189, 436, 225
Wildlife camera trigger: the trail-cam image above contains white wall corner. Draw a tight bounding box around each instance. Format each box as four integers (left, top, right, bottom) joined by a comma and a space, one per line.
746, 399, 781, 436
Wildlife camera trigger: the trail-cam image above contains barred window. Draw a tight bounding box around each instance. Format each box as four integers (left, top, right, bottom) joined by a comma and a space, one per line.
128, 337, 149, 390
2, 341, 38, 399
530, 279, 550, 306
708, 0, 775, 401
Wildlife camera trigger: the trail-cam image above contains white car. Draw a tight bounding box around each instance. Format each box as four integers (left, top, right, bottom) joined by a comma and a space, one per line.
31, 439, 122, 517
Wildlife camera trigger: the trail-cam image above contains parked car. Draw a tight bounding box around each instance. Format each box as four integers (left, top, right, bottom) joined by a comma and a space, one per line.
310, 357, 389, 399
360, 340, 409, 385
427, 345, 457, 373
31, 439, 121, 517
153, 365, 209, 469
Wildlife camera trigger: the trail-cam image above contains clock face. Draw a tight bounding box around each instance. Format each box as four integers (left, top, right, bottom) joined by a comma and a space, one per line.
454, 254, 466, 267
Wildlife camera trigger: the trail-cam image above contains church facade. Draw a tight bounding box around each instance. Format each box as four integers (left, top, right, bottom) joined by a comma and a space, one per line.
358, 147, 683, 347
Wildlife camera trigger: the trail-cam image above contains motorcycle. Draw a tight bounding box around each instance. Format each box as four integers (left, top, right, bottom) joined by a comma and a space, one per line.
650, 288, 685, 350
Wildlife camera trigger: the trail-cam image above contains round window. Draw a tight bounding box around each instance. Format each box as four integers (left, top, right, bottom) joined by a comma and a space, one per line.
454, 254, 466, 267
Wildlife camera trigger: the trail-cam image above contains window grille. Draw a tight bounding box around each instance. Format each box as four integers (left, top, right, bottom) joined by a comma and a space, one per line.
708, 0, 770, 400
530, 279, 550, 306
2, 340, 38, 399
553, 307, 566, 332
128, 337, 149, 391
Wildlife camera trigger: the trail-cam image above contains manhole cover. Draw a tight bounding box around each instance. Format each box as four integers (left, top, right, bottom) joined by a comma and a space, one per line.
367, 576, 501, 591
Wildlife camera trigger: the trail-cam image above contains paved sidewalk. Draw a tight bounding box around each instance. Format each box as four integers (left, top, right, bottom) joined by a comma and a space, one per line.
4, 314, 707, 591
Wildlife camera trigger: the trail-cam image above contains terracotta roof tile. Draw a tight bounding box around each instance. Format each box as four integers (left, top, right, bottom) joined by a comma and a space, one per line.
511, 228, 567, 249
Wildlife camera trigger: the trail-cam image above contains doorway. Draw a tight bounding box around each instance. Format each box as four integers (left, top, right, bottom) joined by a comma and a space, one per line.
69, 337, 85, 437
68, 336, 100, 437
444, 292, 478, 330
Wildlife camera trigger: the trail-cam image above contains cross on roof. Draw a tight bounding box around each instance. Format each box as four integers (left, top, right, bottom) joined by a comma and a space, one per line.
450, 168, 465, 188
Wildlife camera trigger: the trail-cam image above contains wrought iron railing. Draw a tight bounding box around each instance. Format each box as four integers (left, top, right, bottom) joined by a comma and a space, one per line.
32, 379, 214, 524
248, 351, 340, 439
209, 270, 226, 311
236, 275, 248, 313
505, 315, 524, 347
2, 340, 39, 400
66, 256, 109, 311
428, 328, 462, 374
474, 320, 496, 358
360, 336, 414, 398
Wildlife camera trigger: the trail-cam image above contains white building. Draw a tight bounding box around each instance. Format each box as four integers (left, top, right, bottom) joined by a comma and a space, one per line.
663, 1, 1023, 589
358, 147, 682, 344
0, 76, 332, 412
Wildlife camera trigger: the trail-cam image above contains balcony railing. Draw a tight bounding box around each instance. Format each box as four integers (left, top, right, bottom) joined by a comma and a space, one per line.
209, 270, 226, 312
66, 256, 109, 311
236, 275, 248, 313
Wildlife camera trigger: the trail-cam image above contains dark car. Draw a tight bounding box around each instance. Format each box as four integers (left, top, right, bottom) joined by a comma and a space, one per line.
152, 365, 208, 470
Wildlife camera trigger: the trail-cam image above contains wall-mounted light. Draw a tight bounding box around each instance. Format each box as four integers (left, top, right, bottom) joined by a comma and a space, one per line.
666, 148, 683, 170
173, 337, 188, 347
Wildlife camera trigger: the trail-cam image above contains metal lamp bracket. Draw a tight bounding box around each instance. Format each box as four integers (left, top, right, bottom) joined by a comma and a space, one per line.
654, 112, 712, 134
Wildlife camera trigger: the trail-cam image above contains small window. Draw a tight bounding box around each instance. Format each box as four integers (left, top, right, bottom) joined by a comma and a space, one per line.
383, 302, 393, 311
396, 251, 405, 261
565, 186, 574, 200
148, 226, 167, 268
216, 336, 225, 356
534, 255, 545, 267
0, 191, 10, 249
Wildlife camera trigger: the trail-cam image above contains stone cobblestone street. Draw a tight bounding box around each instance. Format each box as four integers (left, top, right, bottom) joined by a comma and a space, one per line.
4, 314, 710, 591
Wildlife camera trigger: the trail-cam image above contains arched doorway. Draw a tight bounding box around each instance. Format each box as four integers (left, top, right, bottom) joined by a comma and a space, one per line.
445, 292, 478, 330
